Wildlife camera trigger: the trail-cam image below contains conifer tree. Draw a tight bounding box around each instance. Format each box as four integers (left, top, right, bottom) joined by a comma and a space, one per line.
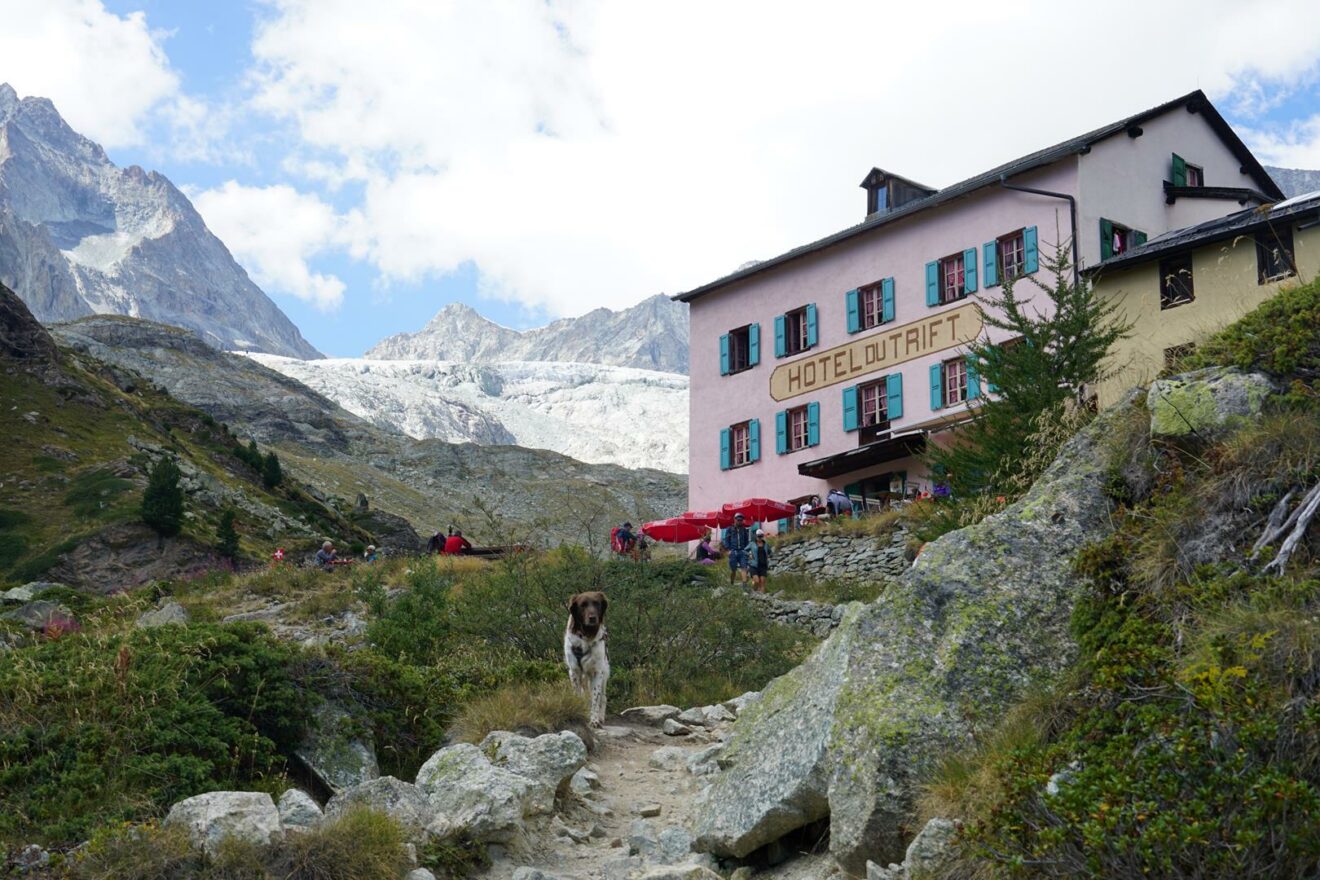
216, 509, 239, 560
926, 241, 1130, 496
142, 456, 184, 537
261, 451, 283, 489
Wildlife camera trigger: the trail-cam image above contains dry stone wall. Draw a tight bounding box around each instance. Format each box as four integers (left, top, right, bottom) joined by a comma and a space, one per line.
770, 528, 910, 584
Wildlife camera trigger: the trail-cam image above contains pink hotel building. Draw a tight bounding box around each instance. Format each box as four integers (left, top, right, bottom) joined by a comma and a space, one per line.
675, 91, 1282, 526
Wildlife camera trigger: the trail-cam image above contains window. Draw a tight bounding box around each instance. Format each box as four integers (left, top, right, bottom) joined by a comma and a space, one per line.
784, 307, 809, 356
859, 379, 888, 427
726, 325, 751, 373
788, 406, 809, 451
1185, 164, 1203, 187
860, 283, 884, 330
943, 358, 968, 406
1100, 218, 1144, 260
848, 279, 893, 333
730, 421, 751, 467
997, 230, 1025, 281
1159, 255, 1194, 309
1257, 229, 1296, 284
1164, 343, 1195, 370
1172, 152, 1203, 188
940, 253, 966, 303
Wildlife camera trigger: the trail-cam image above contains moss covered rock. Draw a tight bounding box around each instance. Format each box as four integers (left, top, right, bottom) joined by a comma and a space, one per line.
1147, 366, 1272, 438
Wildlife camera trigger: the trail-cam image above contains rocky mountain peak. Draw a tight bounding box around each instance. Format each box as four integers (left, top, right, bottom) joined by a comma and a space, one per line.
0, 84, 319, 359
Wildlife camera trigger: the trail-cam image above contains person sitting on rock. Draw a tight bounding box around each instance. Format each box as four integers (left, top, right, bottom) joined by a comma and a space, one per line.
362, 544, 378, 563
443, 529, 473, 555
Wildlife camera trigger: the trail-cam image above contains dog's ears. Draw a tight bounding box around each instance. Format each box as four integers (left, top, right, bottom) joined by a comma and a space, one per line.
598, 593, 608, 619
567, 594, 581, 616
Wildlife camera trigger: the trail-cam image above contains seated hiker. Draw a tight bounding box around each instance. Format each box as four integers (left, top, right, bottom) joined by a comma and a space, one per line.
443, 529, 473, 555
426, 531, 444, 554
611, 522, 638, 557
693, 532, 721, 565
363, 544, 378, 562
314, 540, 338, 569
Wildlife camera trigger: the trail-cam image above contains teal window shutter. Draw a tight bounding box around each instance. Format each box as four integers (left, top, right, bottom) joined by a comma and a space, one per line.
748, 323, 761, 366
983, 241, 998, 287
1171, 153, 1187, 187
1024, 226, 1038, 274
986, 345, 999, 393
882, 278, 895, 322
845, 289, 861, 333
719, 334, 730, 375
1133, 230, 1147, 247
929, 363, 944, 410
775, 410, 788, 455
963, 248, 978, 293
806, 402, 820, 446
842, 386, 859, 431
925, 261, 939, 306
886, 372, 903, 419
774, 315, 786, 358
777, 518, 788, 533
805, 304, 818, 348
1100, 219, 1114, 260
719, 428, 731, 470
748, 419, 761, 462
966, 356, 981, 400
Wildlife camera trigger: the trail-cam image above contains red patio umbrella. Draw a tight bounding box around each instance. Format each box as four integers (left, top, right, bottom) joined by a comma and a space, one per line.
642, 518, 707, 543
677, 509, 735, 528
721, 498, 798, 522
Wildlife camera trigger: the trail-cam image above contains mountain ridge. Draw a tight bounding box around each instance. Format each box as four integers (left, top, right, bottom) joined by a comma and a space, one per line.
0, 82, 320, 359
366, 293, 689, 374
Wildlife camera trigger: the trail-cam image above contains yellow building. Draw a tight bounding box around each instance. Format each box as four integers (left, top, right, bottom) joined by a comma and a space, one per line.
1090, 192, 1320, 407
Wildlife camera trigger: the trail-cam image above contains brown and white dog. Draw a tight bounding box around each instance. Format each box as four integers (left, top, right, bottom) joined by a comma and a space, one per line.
565, 591, 610, 728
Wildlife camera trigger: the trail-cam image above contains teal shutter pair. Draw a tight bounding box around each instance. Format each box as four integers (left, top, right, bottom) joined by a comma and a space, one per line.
774, 306, 818, 357
774, 403, 820, 453
845, 280, 895, 334
982, 226, 1040, 286
925, 253, 977, 307
719, 324, 762, 374
719, 419, 762, 470
928, 357, 981, 410
841, 374, 903, 432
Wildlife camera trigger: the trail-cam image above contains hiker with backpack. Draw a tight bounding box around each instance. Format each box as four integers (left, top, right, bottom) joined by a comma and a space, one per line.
611, 522, 638, 558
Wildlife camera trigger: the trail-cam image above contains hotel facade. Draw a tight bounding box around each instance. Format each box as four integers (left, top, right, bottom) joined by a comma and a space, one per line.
675, 91, 1283, 524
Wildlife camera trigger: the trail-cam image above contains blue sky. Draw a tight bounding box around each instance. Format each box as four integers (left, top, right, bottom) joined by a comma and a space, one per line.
6, 1, 1320, 356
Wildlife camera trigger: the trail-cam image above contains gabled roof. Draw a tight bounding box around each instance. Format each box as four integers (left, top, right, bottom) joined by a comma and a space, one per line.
674, 90, 1283, 304
1087, 190, 1320, 274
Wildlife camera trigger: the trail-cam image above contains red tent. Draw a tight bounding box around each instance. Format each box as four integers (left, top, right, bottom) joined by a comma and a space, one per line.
642, 518, 707, 543
721, 498, 797, 522
677, 509, 735, 528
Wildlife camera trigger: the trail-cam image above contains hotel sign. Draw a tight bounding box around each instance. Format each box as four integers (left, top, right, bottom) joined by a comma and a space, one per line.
769, 302, 982, 401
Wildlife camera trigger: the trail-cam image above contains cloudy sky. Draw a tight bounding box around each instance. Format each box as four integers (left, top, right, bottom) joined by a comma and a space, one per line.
3, 0, 1320, 355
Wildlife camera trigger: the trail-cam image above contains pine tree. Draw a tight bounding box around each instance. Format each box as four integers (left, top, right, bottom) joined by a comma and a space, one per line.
142, 456, 184, 537
261, 451, 283, 489
216, 509, 239, 560
927, 241, 1130, 496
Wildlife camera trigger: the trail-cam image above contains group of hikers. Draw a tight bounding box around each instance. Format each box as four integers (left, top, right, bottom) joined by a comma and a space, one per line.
610, 513, 772, 592
426, 526, 473, 556
291, 524, 475, 571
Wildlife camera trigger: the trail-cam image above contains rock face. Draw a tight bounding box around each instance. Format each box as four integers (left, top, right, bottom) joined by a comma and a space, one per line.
416, 742, 534, 842
294, 702, 380, 796
1147, 367, 1272, 438
0, 83, 318, 358
324, 776, 433, 833
366, 295, 689, 375
163, 791, 282, 856
481, 730, 588, 813
693, 398, 1136, 870
0, 280, 58, 368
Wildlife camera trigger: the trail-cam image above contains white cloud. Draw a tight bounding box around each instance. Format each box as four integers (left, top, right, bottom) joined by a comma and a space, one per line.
191, 181, 352, 311
0, 0, 179, 147
244, 0, 1320, 318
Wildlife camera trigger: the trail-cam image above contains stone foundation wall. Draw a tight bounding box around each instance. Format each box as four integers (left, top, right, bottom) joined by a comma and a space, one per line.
770, 528, 910, 584
745, 592, 845, 638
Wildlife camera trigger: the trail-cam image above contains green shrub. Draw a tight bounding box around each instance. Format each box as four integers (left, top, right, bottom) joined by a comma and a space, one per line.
766, 571, 885, 604
73, 821, 201, 880
64, 468, 135, 519
216, 509, 239, 561
0, 623, 309, 845
278, 807, 410, 880
418, 836, 490, 880
1187, 277, 1320, 381
142, 457, 184, 537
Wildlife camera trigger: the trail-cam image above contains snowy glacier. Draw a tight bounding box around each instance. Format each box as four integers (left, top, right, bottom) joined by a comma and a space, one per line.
243, 355, 690, 474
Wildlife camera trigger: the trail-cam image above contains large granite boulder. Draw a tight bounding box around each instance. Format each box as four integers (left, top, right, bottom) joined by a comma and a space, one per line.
480, 730, 588, 814
0, 600, 73, 631
164, 791, 282, 856
325, 776, 432, 835
693, 397, 1137, 871
136, 600, 189, 628
415, 743, 533, 842
294, 702, 379, 795
1147, 366, 1272, 438
277, 788, 323, 831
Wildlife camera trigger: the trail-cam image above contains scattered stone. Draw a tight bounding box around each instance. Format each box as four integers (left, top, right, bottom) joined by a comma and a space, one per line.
415, 743, 532, 842
1, 585, 36, 603
570, 766, 600, 797
13, 844, 49, 872
1148, 367, 1272, 438
512, 869, 569, 880
136, 600, 189, 628
294, 702, 379, 795
596, 725, 634, 739
406, 870, 437, 880
610, 838, 625, 848
676, 707, 708, 727
277, 788, 323, 830
636, 803, 662, 818
637, 864, 723, 880
621, 705, 681, 726
686, 743, 724, 776
700, 704, 735, 725
631, 824, 697, 865
325, 776, 432, 835
866, 861, 903, 880
164, 791, 282, 857
553, 815, 593, 844
603, 856, 644, 880
903, 817, 959, 879
648, 746, 688, 772
662, 719, 692, 737
0, 600, 72, 630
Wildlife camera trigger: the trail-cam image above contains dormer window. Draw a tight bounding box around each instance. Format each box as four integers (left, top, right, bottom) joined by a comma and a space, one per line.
859, 168, 937, 218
